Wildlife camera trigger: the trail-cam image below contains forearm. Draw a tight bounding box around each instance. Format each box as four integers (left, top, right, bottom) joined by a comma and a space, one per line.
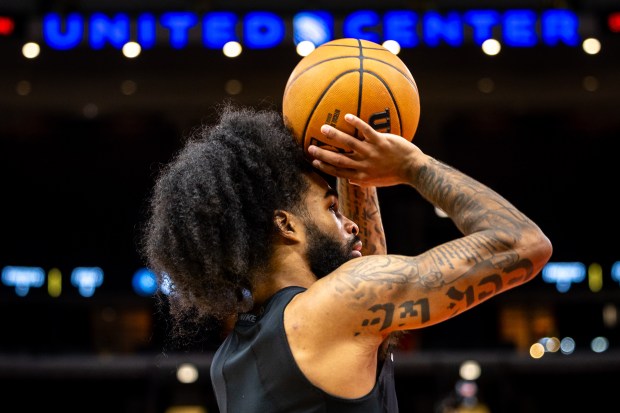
410, 153, 545, 242
337, 178, 387, 256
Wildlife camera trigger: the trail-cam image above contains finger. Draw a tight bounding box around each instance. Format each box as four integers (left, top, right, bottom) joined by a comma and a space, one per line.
347, 179, 364, 187
320, 124, 369, 155
311, 158, 359, 180
343, 114, 381, 143
308, 145, 359, 169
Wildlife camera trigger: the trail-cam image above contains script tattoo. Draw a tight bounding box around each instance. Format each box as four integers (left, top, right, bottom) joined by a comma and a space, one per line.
340, 250, 535, 333
338, 256, 433, 334
360, 299, 430, 331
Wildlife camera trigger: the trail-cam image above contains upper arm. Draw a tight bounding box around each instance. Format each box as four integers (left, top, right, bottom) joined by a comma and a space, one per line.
298, 227, 550, 340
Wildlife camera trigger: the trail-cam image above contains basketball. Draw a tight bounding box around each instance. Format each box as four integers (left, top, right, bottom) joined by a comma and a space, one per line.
282, 38, 420, 156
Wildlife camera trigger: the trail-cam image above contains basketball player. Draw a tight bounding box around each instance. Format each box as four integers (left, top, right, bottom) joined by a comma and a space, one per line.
142, 104, 552, 412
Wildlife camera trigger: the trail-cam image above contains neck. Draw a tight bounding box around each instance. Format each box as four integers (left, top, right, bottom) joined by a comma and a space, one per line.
251, 246, 316, 306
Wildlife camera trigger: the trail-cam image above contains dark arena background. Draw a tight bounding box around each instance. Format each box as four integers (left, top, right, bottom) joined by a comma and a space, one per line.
1, 1, 619, 412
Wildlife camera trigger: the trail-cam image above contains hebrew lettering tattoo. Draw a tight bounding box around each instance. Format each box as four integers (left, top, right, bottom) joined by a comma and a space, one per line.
358, 298, 430, 332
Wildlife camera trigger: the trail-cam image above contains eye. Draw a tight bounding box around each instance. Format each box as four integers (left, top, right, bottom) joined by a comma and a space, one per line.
329, 201, 340, 215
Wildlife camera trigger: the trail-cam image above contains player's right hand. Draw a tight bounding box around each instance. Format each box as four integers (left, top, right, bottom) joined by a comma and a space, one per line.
308, 113, 423, 188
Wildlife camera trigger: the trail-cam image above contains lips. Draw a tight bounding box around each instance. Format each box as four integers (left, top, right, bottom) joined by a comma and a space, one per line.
351, 240, 363, 258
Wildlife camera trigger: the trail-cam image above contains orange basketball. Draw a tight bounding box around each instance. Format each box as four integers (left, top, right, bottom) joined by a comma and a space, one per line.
282, 38, 420, 156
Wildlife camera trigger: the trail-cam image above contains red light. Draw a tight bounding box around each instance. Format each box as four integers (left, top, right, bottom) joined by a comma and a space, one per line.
0, 16, 15, 36
609, 12, 620, 33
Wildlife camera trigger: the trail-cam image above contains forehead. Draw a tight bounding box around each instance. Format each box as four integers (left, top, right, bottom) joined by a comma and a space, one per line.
305, 172, 336, 201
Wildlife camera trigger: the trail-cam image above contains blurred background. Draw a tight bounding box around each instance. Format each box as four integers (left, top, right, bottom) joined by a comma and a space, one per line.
1, 1, 619, 412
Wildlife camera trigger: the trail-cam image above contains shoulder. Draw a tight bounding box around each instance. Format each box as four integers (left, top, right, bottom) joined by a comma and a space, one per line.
285, 256, 397, 342
283, 264, 387, 398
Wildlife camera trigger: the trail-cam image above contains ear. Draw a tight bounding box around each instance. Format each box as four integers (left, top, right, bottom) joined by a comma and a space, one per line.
273, 210, 301, 242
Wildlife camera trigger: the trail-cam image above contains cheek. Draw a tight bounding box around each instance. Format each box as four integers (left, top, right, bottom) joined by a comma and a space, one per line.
331, 217, 348, 238
318, 213, 344, 235
328, 212, 344, 230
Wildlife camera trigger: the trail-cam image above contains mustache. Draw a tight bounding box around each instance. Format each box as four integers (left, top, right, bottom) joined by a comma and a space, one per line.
347, 235, 361, 250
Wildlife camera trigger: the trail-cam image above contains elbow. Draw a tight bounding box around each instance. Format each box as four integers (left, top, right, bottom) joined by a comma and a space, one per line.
540, 233, 554, 263
522, 227, 553, 279
534, 227, 553, 263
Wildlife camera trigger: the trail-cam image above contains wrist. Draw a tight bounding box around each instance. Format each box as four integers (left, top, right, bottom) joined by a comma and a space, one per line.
402, 146, 427, 187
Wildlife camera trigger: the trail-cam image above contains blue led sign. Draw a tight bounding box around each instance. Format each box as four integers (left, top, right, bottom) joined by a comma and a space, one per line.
293, 11, 333, 46
41, 9, 581, 51
1, 266, 45, 296
542, 262, 586, 293
71, 266, 104, 297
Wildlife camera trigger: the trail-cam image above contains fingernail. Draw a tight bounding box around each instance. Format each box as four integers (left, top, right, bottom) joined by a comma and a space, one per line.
320, 124, 329, 134
345, 114, 353, 121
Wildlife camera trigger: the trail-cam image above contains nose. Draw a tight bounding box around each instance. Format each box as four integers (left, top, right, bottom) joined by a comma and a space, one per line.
345, 216, 359, 236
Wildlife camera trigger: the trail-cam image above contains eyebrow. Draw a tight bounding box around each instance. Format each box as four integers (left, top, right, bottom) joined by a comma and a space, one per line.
324, 187, 338, 199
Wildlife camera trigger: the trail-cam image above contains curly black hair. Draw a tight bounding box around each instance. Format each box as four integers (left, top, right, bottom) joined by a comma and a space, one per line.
142, 103, 313, 326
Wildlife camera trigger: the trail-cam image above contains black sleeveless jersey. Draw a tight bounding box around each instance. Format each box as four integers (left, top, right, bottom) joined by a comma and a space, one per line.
210, 286, 399, 413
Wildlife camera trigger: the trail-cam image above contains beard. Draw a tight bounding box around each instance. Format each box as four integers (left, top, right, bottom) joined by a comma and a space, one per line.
305, 220, 360, 279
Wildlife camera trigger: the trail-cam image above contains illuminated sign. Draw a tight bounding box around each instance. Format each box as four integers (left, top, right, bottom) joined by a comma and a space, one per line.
40, 9, 581, 50
542, 262, 586, 292
1, 266, 45, 296
71, 266, 104, 297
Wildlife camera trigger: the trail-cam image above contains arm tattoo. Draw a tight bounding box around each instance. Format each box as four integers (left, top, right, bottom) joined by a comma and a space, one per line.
337, 180, 387, 255
335, 243, 535, 333
418, 159, 531, 235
